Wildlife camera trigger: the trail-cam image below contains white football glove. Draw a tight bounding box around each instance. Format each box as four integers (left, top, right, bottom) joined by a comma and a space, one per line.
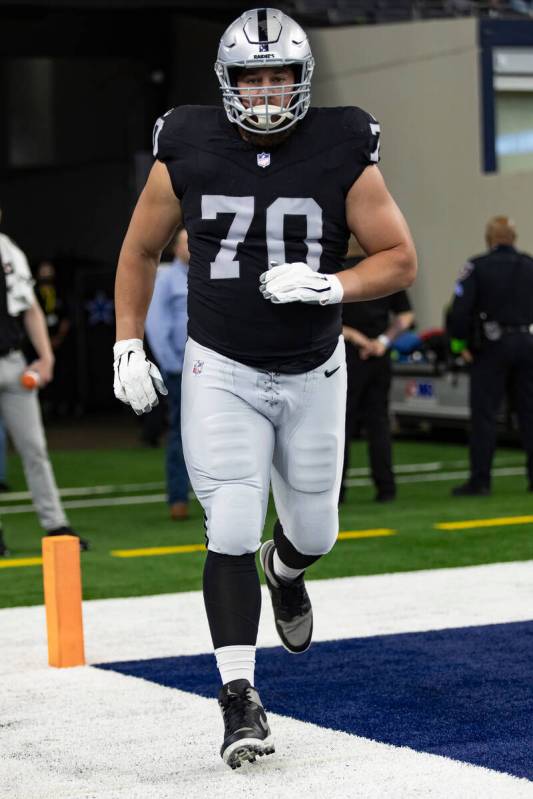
113, 338, 167, 416
259, 262, 344, 306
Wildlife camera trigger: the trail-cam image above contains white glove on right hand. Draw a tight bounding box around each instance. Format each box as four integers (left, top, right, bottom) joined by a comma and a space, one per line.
113, 338, 167, 416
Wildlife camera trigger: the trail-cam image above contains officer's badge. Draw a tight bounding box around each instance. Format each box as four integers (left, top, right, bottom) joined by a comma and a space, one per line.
457, 261, 474, 282
192, 360, 204, 375
257, 152, 271, 168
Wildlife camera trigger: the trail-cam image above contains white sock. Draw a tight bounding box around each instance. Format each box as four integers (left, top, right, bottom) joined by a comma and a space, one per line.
215, 645, 256, 686
273, 549, 305, 583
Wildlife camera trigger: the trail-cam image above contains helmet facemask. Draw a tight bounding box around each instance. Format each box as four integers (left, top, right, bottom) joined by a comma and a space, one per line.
215, 8, 314, 136
216, 61, 313, 135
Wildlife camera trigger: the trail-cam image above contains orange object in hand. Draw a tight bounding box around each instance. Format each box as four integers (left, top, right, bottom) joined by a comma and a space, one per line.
20, 369, 41, 390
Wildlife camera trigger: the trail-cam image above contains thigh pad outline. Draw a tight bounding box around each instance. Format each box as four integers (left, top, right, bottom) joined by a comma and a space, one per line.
202, 413, 258, 482
286, 431, 338, 493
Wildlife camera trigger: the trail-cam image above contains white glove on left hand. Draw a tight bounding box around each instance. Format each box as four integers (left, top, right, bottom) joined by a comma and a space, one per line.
259, 262, 344, 305
113, 338, 168, 416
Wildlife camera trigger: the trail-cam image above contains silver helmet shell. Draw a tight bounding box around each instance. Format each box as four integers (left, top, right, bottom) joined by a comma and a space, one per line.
215, 8, 314, 135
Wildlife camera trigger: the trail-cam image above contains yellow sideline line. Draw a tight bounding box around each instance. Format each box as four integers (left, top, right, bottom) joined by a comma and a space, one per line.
111, 543, 206, 558
436, 515, 533, 531
0, 529, 398, 568
338, 529, 396, 539
0, 556, 43, 569
111, 529, 397, 559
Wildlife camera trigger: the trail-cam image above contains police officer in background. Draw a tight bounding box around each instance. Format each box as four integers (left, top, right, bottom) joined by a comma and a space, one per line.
448, 216, 533, 496
341, 236, 414, 503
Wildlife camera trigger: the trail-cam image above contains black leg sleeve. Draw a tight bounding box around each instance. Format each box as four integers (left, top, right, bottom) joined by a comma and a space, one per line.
273, 519, 323, 569
203, 551, 261, 649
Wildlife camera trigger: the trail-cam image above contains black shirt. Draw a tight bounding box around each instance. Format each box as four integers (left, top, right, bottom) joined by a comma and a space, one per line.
154, 104, 380, 372
448, 245, 533, 340
35, 282, 70, 337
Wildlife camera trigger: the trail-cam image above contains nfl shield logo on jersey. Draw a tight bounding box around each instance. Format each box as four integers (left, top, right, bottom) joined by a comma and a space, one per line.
257, 152, 271, 168
192, 360, 204, 375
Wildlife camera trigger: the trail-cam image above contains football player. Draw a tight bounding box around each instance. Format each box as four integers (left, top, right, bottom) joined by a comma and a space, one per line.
114, 7, 417, 769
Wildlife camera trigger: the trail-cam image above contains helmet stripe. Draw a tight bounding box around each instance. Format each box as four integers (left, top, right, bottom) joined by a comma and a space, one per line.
257, 8, 269, 45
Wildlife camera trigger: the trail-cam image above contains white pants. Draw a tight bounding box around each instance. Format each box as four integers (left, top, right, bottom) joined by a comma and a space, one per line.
0, 351, 68, 530
181, 337, 347, 557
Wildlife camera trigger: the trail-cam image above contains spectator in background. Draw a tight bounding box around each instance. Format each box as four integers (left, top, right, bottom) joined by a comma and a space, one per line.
33, 259, 73, 417
448, 216, 533, 496
341, 236, 414, 503
0, 210, 89, 555
0, 417, 9, 491
145, 227, 190, 520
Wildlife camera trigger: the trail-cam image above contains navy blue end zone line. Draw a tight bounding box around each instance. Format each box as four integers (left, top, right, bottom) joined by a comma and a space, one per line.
96, 620, 533, 781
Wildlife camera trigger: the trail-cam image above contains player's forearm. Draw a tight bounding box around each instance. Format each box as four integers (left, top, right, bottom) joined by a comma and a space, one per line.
342, 325, 370, 348
384, 311, 414, 342
115, 245, 159, 342
23, 300, 54, 364
338, 244, 417, 303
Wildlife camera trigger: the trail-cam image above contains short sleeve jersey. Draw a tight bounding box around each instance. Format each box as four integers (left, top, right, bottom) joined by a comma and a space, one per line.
154, 105, 381, 372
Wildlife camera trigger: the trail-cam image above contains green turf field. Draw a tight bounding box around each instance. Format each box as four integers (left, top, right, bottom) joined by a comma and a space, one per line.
0, 439, 532, 608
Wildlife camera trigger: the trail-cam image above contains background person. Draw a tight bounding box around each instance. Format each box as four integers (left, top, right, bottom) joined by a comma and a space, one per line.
448, 216, 533, 496
33, 259, 74, 418
0, 417, 9, 492
341, 237, 414, 502
145, 227, 190, 520
0, 211, 89, 553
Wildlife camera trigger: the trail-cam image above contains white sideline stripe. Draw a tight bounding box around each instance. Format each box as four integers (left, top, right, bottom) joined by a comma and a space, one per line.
2, 562, 533, 799
0, 467, 527, 515
2, 561, 532, 671
346, 456, 524, 476
345, 466, 524, 487
4, 669, 531, 799
0, 493, 168, 514
3, 668, 531, 799
0, 456, 523, 503
0, 481, 166, 503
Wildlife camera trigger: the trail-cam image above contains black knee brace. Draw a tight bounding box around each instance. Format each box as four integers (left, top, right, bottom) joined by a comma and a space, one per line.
273, 519, 324, 569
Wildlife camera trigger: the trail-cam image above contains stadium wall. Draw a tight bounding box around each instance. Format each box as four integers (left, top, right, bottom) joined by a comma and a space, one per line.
310, 19, 533, 329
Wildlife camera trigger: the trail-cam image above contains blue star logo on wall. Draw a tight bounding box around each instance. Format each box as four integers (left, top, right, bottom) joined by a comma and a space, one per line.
85, 291, 114, 325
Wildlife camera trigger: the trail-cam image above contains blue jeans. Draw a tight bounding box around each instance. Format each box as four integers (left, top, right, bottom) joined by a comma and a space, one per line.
164, 371, 189, 504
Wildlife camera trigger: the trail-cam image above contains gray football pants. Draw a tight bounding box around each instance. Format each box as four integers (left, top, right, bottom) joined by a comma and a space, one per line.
0, 351, 68, 530
181, 337, 347, 557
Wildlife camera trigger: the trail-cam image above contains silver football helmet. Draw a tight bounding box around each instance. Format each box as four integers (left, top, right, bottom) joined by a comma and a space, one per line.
215, 8, 314, 135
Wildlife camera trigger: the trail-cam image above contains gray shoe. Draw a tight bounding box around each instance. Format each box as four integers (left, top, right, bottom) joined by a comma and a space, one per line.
259, 540, 313, 654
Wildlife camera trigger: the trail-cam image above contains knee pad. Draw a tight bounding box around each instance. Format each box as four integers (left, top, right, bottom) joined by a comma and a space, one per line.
287, 432, 339, 493
206, 484, 264, 556
283, 498, 339, 558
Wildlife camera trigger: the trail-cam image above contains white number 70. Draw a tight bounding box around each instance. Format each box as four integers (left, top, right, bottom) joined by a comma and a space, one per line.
201, 194, 323, 279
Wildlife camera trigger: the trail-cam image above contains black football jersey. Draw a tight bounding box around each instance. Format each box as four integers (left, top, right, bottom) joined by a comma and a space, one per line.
154, 105, 380, 372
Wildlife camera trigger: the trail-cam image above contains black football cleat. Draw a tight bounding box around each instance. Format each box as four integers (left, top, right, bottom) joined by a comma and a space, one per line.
260, 539, 313, 654
452, 482, 491, 497
218, 679, 274, 769
45, 526, 90, 552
